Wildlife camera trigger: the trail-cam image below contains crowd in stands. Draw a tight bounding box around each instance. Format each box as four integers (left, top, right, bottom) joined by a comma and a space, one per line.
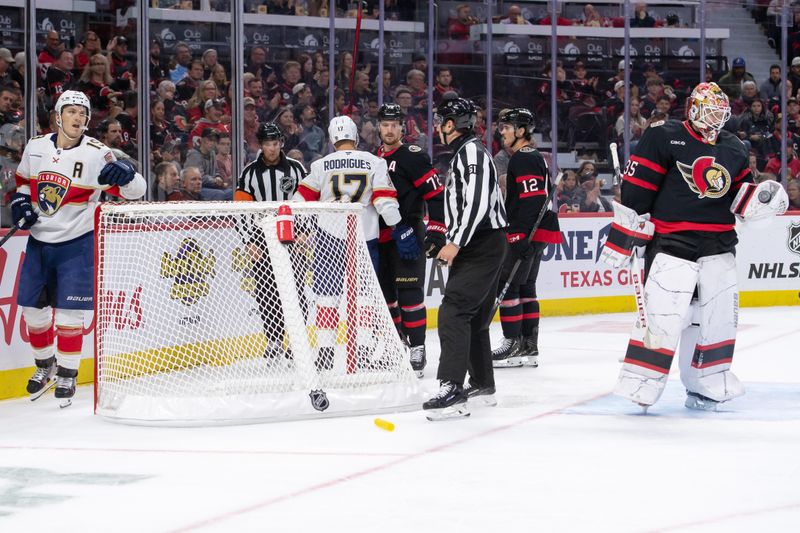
3, 2, 800, 223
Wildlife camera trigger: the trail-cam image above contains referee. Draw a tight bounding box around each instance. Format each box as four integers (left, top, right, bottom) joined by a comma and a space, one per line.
234, 122, 307, 360
423, 97, 508, 420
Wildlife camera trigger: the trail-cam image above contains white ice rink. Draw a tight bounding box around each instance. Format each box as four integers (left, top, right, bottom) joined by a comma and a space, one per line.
1, 307, 799, 533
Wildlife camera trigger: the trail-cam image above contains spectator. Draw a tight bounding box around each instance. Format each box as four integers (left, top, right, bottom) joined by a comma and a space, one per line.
273, 106, 301, 151
278, 61, 303, 107
292, 83, 314, 107
10, 52, 24, 91
334, 51, 354, 91
112, 91, 138, 158
411, 53, 427, 75
73, 31, 102, 73
556, 170, 581, 212
349, 71, 373, 110
332, 87, 347, 116
297, 53, 314, 83
285, 148, 305, 169
377, 69, 394, 103
0, 49, 15, 88
243, 97, 260, 157
37, 30, 64, 81
760, 64, 784, 102
157, 80, 188, 133
615, 97, 647, 144
168, 166, 205, 201
186, 80, 221, 124
77, 54, 121, 121
0, 86, 21, 129
500, 4, 530, 25
246, 45, 275, 86
107, 36, 134, 80
249, 77, 279, 118
148, 38, 168, 92
764, 141, 800, 181
96, 118, 123, 150
788, 57, 800, 99
394, 86, 426, 146
201, 48, 220, 80
296, 104, 324, 160
665, 11, 680, 28
630, 2, 655, 27
188, 98, 230, 147
449, 3, 480, 39
406, 69, 427, 109
738, 99, 775, 160
718, 57, 756, 100
44, 50, 75, 108
787, 179, 800, 210
581, 4, 604, 27
150, 99, 175, 155
748, 151, 761, 182
434, 67, 456, 104
575, 161, 612, 212
732, 81, 760, 115
176, 60, 206, 103
605, 60, 629, 99
571, 60, 600, 104
210, 63, 229, 94
185, 128, 221, 188
312, 67, 331, 108
787, 97, 800, 136
215, 134, 233, 190
169, 41, 193, 84
153, 161, 181, 201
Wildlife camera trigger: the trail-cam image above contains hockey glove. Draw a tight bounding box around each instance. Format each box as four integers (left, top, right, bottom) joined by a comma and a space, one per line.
98, 159, 136, 187
599, 201, 654, 269
506, 232, 532, 262
731, 180, 788, 223
393, 223, 420, 261
10, 193, 38, 230
424, 220, 447, 259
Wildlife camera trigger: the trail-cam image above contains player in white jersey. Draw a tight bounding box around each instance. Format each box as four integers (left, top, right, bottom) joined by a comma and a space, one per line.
12, 90, 146, 406
293, 115, 418, 370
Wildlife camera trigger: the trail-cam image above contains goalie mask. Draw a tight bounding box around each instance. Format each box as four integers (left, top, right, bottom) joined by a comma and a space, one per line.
328, 115, 359, 147
687, 82, 731, 143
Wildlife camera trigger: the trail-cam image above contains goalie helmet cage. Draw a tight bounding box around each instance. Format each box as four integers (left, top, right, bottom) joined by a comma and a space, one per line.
94, 201, 423, 426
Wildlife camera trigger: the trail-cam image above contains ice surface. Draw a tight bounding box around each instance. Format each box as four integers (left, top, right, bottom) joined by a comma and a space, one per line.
1, 307, 798, 532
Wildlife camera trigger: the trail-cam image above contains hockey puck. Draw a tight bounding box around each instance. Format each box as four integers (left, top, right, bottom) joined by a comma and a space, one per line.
758, 190, 772, 203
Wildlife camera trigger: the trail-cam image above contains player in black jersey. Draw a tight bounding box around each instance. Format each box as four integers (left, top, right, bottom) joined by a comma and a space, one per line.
376, 103, 446, 377
490, 108, 562, 369
600, 82, 788, 411
235, 122, 307, 362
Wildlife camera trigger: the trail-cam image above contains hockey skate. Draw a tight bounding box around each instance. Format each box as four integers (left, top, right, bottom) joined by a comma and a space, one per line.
409, 345, 426, 378
492, 337, 524, 368
684, 391, 720, 411
464, 382, 497, 407
27, 357, 57, 401
423, 381, 469, 421
519, 329, 539, 368
54, 367, 77, 408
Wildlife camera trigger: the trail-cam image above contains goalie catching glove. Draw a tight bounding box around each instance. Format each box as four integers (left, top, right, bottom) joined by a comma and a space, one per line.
98, 159, 136, 187
599, 201, 654, 269
731, 180, 788, 222
393, 223, 420, 260
424, 220, 447, 258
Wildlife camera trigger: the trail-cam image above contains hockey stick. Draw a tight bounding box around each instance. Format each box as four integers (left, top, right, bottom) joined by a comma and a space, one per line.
491, 188, 552, 320
0, 224, 19, 249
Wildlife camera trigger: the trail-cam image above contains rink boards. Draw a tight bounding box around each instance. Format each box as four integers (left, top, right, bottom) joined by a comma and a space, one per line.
2, 213, 799, 399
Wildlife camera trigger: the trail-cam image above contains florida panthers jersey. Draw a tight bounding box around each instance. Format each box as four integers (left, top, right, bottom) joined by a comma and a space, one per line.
294, 149, 401, 240
621, 120, 753, 234
15, 134, 146, 243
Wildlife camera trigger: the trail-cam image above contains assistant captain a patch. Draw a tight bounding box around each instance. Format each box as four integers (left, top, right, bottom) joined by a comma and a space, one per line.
35, 172, 71, 215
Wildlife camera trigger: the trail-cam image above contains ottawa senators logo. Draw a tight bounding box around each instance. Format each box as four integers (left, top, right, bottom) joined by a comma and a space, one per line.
676, 157, 731, 199
35, 172, 71, 215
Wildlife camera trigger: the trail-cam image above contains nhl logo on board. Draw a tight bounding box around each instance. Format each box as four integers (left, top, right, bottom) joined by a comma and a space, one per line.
35, 171, 71, 216
309, 389, 330, 411
787, 222, 800, 257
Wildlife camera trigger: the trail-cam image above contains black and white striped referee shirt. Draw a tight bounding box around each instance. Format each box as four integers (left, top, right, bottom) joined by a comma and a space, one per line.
235, 152, 307, 202
444, 134, 508, 248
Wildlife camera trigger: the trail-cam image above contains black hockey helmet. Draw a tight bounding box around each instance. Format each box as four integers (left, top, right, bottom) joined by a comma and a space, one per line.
498, 107, 535, 138
256, 121, 285, 143
434, 97, 477, 132
378, 103, 403, 122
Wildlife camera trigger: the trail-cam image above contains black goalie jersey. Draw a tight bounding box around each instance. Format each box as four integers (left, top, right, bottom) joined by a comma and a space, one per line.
621, 119, 753, 234
505, 145, 562, 244
377, 143, 445, 238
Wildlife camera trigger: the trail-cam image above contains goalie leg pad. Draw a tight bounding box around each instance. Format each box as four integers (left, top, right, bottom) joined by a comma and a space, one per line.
679, 253, 744, 402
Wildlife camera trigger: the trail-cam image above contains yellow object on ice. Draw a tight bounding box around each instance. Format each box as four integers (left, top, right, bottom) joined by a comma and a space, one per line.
374, 418, 395, 432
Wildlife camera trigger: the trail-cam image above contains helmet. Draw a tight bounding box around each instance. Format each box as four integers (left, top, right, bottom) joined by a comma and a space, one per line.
434, 97, 477, 132
328, 115, 359, 146
55, 90, 91, 118
256, 121, 285, 143
687, 82, 731, 143
378, 103, 403, 122
497, 107, 535, 137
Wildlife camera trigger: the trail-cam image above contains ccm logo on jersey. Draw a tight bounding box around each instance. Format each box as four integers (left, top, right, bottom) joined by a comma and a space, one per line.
676, 156, 731, 199
670, 140, 686, 145
35, 171, 71, 215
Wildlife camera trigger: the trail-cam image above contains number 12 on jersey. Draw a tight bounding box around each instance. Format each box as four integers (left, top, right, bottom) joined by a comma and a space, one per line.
331, 173, 368, 203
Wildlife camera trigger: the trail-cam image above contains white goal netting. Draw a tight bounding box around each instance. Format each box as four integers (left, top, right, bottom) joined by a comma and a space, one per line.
95, 201, 423, 425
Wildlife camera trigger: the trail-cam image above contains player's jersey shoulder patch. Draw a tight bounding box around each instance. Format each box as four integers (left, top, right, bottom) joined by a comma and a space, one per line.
408, 145, 422, 152
519, 146, 535, 153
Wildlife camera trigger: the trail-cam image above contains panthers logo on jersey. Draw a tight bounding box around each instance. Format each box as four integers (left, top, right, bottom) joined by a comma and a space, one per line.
676, 156, 731, 199
35, 171, 71, 216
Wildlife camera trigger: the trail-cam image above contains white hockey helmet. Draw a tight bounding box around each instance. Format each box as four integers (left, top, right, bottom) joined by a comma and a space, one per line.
55, 90, 92, 121
328, 115, 359, 147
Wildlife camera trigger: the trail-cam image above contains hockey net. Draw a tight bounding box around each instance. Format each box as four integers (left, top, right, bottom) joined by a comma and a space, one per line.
95, 201, 422, 425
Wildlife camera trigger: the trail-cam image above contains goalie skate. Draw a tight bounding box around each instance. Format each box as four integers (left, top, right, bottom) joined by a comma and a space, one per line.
613, 369, 668, 409
684, 392, 720, 411
424, 381, 470, 421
